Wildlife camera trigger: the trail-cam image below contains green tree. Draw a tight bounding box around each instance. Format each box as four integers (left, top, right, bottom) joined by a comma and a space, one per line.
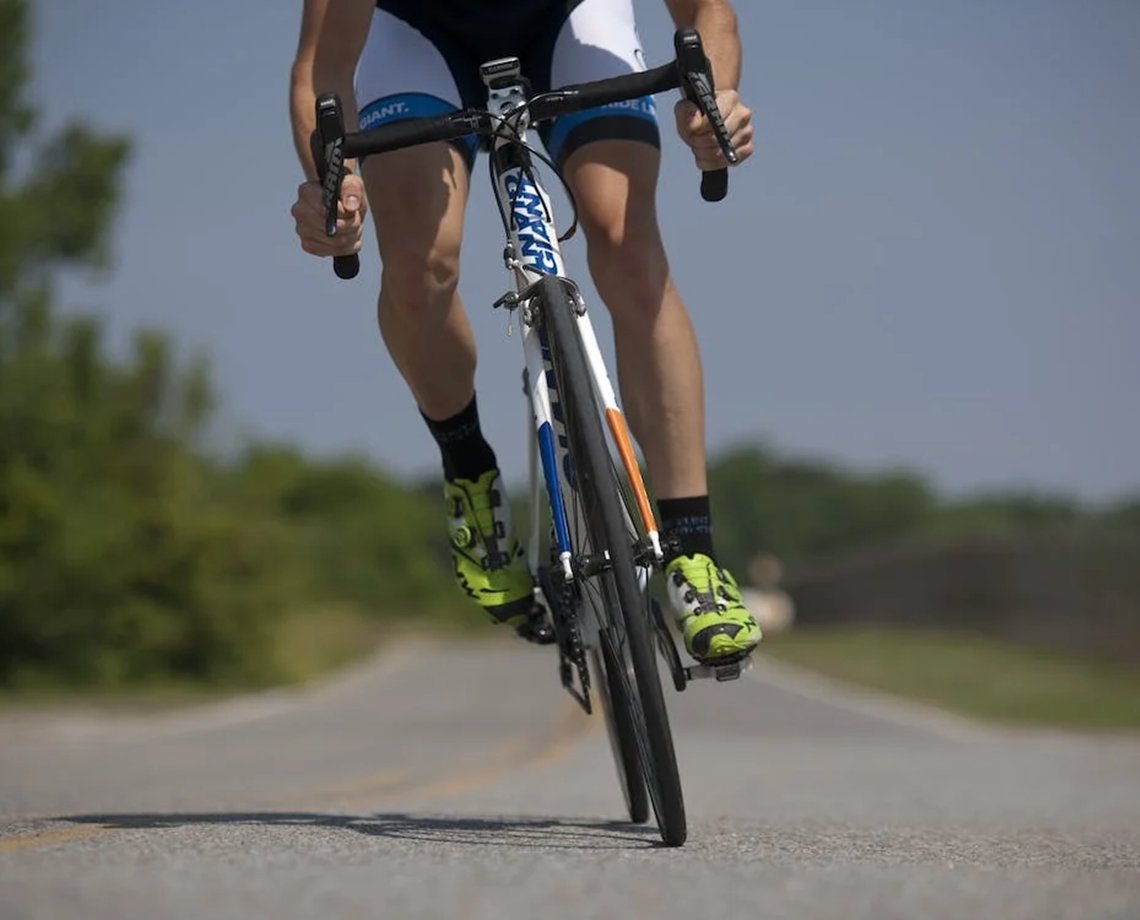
0, 0, 285, 688
708, 444, 936, 575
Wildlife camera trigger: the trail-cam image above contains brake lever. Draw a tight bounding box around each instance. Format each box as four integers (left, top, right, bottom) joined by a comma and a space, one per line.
674, 29, 737, 202
311, 93, 360, 280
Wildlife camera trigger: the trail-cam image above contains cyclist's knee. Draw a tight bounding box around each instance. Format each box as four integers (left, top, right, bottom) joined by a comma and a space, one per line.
379, 247, 460, 317
586, 224, 670, 317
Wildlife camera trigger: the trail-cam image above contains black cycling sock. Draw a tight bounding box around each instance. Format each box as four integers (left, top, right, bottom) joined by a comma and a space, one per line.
422, 394, 497, 481
658, 495, 715, 563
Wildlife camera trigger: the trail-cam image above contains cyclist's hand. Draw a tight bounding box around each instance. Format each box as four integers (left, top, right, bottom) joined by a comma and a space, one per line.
674, 89, 754, 170
291, 171, 367, 258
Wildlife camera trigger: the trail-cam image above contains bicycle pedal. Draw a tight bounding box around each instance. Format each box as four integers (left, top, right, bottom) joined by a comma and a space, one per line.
514, 607, 556, 645
683, 653, 753, 683
515, 619, 556, 645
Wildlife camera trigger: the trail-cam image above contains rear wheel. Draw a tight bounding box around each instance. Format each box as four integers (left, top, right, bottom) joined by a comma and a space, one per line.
537, 276, 686, 846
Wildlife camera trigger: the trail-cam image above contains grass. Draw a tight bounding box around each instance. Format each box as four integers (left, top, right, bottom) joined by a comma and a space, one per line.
762, 625, 1140, 730
271, 604, 392, 684
270, 603, 497, 682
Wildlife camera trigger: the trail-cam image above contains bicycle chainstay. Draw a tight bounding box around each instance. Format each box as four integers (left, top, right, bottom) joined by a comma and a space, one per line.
537, 565, 592, 714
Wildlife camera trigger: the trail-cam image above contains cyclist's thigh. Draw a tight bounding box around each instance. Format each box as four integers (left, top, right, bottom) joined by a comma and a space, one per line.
535, 0, 661, 176
536, 0, 663, 239
355, 6, 477, 257
562, 141, 663, 248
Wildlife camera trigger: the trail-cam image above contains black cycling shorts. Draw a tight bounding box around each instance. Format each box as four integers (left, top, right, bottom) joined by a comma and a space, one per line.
355, 0, 662, 169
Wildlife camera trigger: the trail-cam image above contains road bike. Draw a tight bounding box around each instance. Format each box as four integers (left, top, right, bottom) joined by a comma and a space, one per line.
312, 28, 751, 847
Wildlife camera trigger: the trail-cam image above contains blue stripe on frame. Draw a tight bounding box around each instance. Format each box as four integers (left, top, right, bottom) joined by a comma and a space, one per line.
538, 422, 572, 555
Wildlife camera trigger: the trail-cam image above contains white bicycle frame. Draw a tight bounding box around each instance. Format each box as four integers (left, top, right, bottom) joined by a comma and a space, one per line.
481, 60, 662, 631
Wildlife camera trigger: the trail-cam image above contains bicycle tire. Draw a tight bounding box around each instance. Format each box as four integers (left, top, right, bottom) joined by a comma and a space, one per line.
590, 644, 649, 824
536, 276, 686, 846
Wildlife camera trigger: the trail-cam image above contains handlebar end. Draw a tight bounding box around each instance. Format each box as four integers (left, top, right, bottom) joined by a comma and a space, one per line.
701, 170, 728, 203
333, 254, 360, 280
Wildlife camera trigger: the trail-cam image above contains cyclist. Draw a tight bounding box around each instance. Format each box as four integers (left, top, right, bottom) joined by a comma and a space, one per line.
290, 0, 760, 664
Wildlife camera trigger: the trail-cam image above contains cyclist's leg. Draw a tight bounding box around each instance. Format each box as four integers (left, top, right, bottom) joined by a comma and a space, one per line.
541, 0, 760, 659
567, 145, 759, 659
568, 144, 760, 658
536, 0, 703, 501
356, 7, 533, 620
355, 7, 478, 421
564, 143, 707, 501
364, 148, 473, 421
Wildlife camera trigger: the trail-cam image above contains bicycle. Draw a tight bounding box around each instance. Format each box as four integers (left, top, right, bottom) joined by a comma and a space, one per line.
311, 28, 752, 848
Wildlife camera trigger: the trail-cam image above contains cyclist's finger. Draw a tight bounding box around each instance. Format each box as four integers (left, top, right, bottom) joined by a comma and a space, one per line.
692, 148, 726, 172
294, 197, 360, 243
298, 179, 326, 206
297, 178, 364, 225
340, 173, 366, 216
335, 212, 364, 236
721, 103, 751, 141
729, 121, 755, 164
297, 228, 361, 258
673, 99, 711, 138
294, 187, 362, 229
292, 197, 322, 234
686, 110, 753, 167
691, 136, 746, 172
300, 239, 358, 259
297, 221, 362, 252
688, 131, 724, 151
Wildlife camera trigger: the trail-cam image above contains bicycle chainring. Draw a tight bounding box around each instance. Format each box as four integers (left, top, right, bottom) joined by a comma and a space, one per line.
537, 564, 592, 714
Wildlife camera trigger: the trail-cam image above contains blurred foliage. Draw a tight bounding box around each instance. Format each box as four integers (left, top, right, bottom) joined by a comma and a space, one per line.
708, 445, 936, 575
708, 444, 1138, 578
0, 1, 464, 692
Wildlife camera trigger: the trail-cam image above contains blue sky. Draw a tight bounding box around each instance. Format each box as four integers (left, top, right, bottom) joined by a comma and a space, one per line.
31, 0, 1140, 502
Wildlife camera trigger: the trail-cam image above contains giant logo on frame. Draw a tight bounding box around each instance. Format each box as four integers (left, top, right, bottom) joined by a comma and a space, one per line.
504, 172, 560, 275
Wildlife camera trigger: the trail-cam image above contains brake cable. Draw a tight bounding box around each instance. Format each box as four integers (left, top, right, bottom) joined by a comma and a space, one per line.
486, 100, 581, 245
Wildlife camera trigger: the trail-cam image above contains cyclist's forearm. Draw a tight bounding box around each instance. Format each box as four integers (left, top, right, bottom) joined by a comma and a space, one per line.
294, 68, 360, 176
290, 0, 371, 180
291, 0, 331, 180
665, 0, 742, 90
290, 64, 319, 180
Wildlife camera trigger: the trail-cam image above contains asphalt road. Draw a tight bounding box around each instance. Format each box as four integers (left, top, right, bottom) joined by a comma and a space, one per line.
1, 638, 1137, 919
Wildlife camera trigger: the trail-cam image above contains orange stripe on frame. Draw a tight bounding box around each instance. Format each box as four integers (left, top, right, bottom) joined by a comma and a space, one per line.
605, 408, 658, 534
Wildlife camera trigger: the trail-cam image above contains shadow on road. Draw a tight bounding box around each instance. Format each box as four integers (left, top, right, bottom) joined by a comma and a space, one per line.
60, 811, 662, 850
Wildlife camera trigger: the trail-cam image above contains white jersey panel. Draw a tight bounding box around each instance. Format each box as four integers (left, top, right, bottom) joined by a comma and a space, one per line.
550, 0, 647, 86
354, 8, 463, 116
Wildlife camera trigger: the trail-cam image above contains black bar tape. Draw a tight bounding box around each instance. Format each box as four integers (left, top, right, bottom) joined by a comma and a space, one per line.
528, 63, 679, 122
343, 112, 486, 159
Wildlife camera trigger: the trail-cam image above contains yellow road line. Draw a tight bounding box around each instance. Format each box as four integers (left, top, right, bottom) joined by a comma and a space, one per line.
0, 825, 107, 854
305, 696, 596, 811
365, 698, 596, 807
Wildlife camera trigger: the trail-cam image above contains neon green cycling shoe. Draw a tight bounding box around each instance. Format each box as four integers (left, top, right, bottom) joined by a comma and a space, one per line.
445, 469, 534, 624
665, 553, 762, 662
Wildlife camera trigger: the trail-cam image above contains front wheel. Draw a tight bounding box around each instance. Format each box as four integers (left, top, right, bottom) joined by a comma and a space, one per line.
590, 641, 649, 824
537, 276, 686, 846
